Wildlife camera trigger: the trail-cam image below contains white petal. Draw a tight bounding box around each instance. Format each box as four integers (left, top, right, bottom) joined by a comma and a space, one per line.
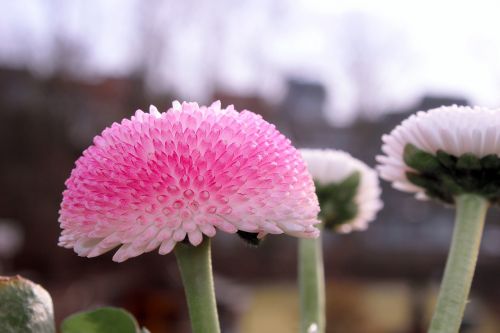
149, 105, 161, 118
172, 100, 182, 110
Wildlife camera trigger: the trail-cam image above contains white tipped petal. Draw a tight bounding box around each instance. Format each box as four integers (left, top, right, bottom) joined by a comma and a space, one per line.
260, 221, 283, 234
112, 243, 137, 263
200, 223, 217, 237
159, 239, 176, 255
149, 105, 161, 118
144, 238, 162, 252
415, 192, 429, 201
173, 229, 187, 242
210, 100, 222, 110
278, 221, 306, 234
188, 229, 203, 246
172, 100, 182, 110
74, 238, 101, 257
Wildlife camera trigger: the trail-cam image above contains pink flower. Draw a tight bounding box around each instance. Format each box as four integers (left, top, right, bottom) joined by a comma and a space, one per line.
59, 101, 320, 262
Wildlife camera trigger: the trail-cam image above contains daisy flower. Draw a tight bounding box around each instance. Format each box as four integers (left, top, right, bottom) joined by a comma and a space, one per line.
300, 149, 382, 232
59, 101, 320, 262
377, 105, 500, 204
376, 105, 498, 333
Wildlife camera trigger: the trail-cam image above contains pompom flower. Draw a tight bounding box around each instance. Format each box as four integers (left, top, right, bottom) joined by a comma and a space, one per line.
300, 149, 382, 233
377, 106, 500, 332
59, 101, 320, 262
377, 105, 500, 204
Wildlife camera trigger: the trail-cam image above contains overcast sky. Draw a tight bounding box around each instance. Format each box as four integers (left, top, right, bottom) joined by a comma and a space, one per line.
2, 0, 500, 125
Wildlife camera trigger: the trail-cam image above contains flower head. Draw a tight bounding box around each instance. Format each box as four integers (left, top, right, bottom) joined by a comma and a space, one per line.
300, 149, 382, 233
59, 101, 320, 262
377, 105, 500, 204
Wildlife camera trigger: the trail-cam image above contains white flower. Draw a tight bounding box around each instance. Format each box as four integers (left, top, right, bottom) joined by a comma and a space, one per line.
300, 149, 383, 233
377, 105, 500, 201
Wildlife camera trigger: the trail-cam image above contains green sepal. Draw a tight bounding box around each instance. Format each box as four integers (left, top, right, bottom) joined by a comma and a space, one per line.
456, 153, 481, 170
61, 307, 144, 333
436, 150, 457, 169
403, 144, 500, 205
404, 144, 441, 172
0, 275, 55, 333
336, 172, 360, 202
406, 172, 454, 204
440, 175, 463, 195
315, 171, 360, 230
481, 154, 500, 169
405, 172, 431, 189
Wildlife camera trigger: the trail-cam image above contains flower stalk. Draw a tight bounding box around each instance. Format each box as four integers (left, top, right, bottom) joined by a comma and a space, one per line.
428, 194, 489, 333
175, 238, 221, 333
299, 234, 325, 333
298, 149, 382, 333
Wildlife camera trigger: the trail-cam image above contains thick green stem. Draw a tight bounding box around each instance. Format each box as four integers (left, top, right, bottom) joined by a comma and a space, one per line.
175, 238, 221, 333
299, 235, 326, 333
428, 194, 489, 333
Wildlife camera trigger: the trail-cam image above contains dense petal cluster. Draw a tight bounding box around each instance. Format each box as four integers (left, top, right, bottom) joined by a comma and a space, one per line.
59, 101, 320, 262
300, 149, 382, 233
377, 105, 500, 201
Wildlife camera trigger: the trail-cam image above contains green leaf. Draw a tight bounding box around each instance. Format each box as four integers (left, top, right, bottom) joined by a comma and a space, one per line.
0, 275, 56, 333
61, 307, 142, 333
403, 144, 441, 172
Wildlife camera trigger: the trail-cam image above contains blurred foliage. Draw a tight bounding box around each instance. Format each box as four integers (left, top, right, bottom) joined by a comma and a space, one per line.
0, 275, 55, 333
0, 275, 148, 333
61, 307, 147, 333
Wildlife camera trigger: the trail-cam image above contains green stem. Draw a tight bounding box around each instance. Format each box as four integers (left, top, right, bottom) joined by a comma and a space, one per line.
299, 235, 326, 333
428, 194, 489, 333
175, 238, 221, 333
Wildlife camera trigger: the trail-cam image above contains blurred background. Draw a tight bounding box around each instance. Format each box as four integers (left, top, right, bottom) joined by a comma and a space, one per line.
2, 0, 500, 332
